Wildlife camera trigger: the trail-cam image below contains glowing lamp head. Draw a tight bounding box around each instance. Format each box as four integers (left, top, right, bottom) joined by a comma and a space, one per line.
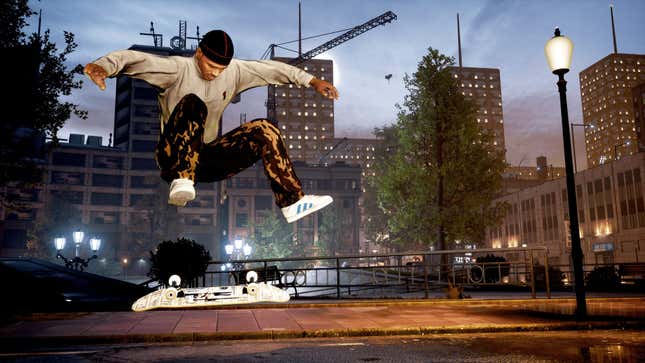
225, 244, 234, 255
545, 27, 573, 75
234, 239, 244, 250
242, 244, 252, 256
54, 237, 66, 251
89, 237, 101, 252
72, 230, 84, 244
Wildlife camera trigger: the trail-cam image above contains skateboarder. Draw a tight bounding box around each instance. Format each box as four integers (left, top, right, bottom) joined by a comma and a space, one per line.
84, 29, 338, 223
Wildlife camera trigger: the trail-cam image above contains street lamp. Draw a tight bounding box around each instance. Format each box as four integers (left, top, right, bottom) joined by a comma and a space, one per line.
224, 239, 252, 270
570, 122, 595, 173
545, 27, 586, 318
613, 140, 631, 161
54, 229, 101, 271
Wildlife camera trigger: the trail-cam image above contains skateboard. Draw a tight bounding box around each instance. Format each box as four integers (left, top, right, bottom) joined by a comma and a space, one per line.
132, 271, 290, 312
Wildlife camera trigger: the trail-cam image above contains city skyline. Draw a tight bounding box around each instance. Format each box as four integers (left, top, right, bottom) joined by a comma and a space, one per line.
27, 0, 645, 169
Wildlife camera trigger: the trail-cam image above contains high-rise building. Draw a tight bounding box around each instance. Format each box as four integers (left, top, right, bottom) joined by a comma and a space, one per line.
447, 66, 506, 161
579, 53, 645, 168
632, 82, 645, 152
113, 45, 194, 152
268, 57, 335, 163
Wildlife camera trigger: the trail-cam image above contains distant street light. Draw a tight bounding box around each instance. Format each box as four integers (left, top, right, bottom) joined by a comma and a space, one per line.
545, 27, 586, 319
224, 239, 252, 271
613, 140, 632, 160
54, 229, 101, 271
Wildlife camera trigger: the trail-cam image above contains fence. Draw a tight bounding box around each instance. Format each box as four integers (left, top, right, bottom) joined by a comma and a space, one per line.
197, 247, 552, 299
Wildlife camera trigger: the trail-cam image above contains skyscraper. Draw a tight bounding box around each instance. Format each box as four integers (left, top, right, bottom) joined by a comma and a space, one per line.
268, 57, 335, 163
447, 66, 506, 161
579, 53, 645, 167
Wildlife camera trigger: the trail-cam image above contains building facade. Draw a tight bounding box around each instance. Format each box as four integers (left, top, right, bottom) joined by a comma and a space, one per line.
447, 66, 506, 161
486, 152, 645, 267
633, 81, 645, 153
269, 57, 335, 164
579, 53, 645, 168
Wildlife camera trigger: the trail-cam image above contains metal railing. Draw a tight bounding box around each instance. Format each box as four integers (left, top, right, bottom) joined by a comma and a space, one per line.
198, 247, 552, 299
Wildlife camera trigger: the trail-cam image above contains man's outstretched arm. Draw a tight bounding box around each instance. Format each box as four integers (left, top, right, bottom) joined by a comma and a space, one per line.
83, 50, 178, 91
84, 63, 108, 90
309, 77, 339, 100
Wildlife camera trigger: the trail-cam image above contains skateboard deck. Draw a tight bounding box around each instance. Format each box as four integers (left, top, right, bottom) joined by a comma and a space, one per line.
132, 273, 290, 312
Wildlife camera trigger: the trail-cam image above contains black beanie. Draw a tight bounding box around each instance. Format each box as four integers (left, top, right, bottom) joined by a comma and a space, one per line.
199, 30, 234, 65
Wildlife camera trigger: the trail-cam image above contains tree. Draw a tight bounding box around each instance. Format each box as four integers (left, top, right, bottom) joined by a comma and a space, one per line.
248, 210, 296, 259
25, 193, 83, 259
0, 0, 87, 208
366, 48, 507, 252
129, 181, 183, 259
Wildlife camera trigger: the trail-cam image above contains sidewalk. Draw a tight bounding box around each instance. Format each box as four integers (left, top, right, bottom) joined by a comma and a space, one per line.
1, 297, 643, 349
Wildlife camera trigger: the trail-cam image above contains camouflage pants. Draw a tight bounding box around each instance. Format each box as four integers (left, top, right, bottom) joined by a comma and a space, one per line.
155, 93, 304, 207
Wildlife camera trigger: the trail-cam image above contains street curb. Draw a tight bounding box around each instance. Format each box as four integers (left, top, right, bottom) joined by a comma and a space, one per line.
0, 320, 642, 349
124, 296, 645, 310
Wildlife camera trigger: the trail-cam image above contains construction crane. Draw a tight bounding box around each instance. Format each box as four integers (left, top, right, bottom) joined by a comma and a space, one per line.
264, 10, 397, 119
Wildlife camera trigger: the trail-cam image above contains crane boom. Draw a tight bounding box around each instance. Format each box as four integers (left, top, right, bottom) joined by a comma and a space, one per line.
288, 11, 397, 65
266, 10, 396, 120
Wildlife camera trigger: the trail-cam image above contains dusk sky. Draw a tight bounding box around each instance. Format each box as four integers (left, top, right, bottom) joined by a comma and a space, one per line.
26, 0, 645, 169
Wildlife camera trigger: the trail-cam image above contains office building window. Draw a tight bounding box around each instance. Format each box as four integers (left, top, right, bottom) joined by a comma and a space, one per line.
93, 155, 124, 169
51, 171, 84, 185
131, 157, 158, 170
132, 140, 157, 153
130, 175, 160, 188
52, 152, 85, 167
50, 190, 83, 204
235, 213, 248, 228
92, 174, 124, 188
90, 192, 122, 206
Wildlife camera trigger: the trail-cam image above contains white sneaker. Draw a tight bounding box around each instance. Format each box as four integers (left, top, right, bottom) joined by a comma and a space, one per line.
281, 195, 333, 223
168, 178, 195, 207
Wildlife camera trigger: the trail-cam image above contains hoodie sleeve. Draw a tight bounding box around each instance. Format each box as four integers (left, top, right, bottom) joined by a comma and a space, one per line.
92, 50, 179, 90
233, 59, 314, 93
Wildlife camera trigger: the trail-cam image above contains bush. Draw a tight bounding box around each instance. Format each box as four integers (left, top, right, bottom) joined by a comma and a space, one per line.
470, 254, 510, 283
532, 264, 565, 291
586, 266, 621, 291
148, 237, 211, 287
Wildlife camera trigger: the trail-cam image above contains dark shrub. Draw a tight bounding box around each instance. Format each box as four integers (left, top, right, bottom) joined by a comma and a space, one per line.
148, 237, 211, 287
586, 266, 621, 291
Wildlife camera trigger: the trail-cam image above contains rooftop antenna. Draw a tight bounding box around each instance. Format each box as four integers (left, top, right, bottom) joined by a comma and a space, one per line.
457, 13, 463, 67
187, 25, 202, 49
298, 0, 302, 57
610, 4, 618, 54
37, 9, 42, 37
140, 21, 163, 47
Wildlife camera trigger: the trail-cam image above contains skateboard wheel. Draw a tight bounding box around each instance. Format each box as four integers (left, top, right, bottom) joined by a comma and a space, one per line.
247, 283, 258, 296
164, 287, 178, 300
169, 274, 181, 287
246, 271, 258, 283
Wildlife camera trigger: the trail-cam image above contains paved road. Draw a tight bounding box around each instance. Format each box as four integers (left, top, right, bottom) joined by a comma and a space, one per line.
1, 330, 643, 362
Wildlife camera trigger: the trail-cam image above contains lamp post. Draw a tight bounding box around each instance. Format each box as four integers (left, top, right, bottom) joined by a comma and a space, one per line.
570, 123, 595, 173
224, 238, 252, 271
54, 230, 101, 271
545, 27, 586, 318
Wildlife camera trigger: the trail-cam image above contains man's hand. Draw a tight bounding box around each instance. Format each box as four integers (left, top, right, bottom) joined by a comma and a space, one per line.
83, 63, 108, 90
309, 78, 339, 100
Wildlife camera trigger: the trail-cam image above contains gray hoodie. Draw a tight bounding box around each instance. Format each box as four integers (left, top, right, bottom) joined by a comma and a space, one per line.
93, 50, 314, 143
